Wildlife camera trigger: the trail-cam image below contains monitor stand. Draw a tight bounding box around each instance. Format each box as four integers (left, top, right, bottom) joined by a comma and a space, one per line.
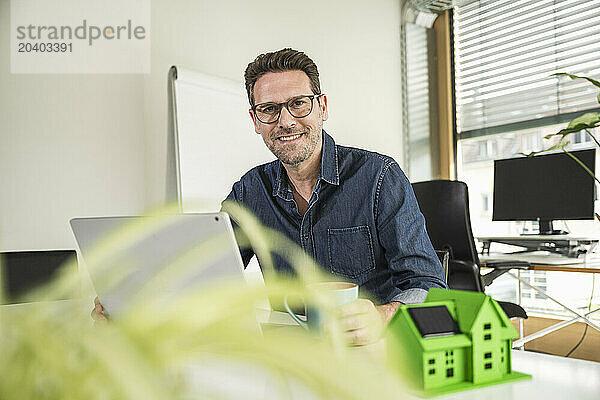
520, 220, 568, 236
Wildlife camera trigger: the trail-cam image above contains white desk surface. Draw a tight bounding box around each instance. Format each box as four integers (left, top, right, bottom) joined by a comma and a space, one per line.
438, 350, 600, 400
477, 235, 599, 241
259, 310, 600, 400
479, 252, 600, 274
480, 251, 586, 265
3, 303, 598, 399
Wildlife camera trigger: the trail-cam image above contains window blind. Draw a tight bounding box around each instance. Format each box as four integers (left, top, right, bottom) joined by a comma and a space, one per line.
453, 0, 600, 139
406, 23, 431, 149
405, 22, 436, 181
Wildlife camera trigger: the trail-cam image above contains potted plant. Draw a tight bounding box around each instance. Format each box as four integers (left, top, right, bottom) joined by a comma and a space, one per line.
0, 203, 407, 399
528, 73, 600, 185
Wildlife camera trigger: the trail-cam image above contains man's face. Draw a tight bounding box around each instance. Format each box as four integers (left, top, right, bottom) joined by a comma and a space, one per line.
249, 70, 328, 167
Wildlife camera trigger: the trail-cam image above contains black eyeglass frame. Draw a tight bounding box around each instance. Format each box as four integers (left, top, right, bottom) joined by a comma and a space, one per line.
251, 94, 324, 124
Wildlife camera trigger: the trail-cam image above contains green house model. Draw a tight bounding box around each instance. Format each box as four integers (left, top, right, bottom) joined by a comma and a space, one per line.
387, 288, 531, 397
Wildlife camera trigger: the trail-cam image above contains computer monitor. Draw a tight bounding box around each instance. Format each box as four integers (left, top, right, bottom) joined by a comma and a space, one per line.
0, 250, 77, 304
492, 149, 596, 235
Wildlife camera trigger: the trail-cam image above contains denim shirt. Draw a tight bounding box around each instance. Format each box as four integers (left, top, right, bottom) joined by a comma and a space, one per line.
224, 131, 446, 304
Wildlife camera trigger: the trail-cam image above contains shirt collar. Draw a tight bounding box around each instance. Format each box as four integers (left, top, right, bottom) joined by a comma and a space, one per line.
319, 130, 340, 186
273, 160, 291, 199
272, 129, 340, 199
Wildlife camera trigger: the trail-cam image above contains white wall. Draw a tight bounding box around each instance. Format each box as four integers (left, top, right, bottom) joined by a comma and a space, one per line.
144, 0, 405, 206
0, 0, 147, 251
0, 0, 405, 250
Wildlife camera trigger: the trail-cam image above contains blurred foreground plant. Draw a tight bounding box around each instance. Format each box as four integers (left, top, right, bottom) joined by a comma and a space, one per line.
0, 202, 407, 399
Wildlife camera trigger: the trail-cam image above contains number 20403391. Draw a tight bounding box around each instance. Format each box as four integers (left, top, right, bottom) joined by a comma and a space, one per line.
18, 42, 72, 52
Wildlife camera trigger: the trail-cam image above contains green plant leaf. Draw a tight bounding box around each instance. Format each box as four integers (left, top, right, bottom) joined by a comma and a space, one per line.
564, 112, 600, 131
520, 140, 568, 157
0, 207, 411, 400
543, 112, 600, 139
552, 72, 600, 89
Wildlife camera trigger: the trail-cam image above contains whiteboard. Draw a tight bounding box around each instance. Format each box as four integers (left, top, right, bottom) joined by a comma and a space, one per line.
168, 66, 274, 212
168, 67, 272, 301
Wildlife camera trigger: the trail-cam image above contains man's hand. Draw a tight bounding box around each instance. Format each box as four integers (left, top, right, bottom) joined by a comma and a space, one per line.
90, 296, 108, 325
375, 301, 403, 325
337, 298, 385, 346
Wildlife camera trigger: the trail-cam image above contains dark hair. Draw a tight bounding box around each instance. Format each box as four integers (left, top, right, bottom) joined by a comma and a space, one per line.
244, 48, 321, 107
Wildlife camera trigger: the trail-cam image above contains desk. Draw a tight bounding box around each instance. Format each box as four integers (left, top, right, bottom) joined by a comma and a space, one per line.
3, 303, 597, 399
478, 236, 598, 258
439, 350, 600, 400
480, 253, 600, 347
526, 262, 600, 274
480, 252, 600, 272
257, 311, 600, 400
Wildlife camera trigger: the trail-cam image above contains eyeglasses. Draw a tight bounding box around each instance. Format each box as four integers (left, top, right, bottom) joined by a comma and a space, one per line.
252, 94, 323, 124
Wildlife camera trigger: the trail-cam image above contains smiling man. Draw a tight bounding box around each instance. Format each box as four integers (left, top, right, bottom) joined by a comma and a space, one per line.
90, 49, 446, 344
222, 48, 447, 345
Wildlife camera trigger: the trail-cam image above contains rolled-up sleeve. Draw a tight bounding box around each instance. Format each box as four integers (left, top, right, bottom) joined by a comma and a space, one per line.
375, 162, 447, 304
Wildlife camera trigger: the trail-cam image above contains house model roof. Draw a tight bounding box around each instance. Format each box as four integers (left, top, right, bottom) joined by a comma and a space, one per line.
425, 288, 513, 334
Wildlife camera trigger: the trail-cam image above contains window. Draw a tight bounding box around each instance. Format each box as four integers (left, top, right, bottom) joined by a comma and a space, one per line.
404, 22, 439, 182
453, 1, 600, 320
454, 0, 600, 139
454, 0, 600, 237
481, 193, 491, 216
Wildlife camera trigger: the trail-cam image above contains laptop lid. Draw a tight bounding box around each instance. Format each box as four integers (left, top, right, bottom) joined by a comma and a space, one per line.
70, 213, 247, 316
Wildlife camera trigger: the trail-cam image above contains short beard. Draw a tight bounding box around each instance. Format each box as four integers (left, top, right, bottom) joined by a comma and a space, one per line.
266, 125, 321, 167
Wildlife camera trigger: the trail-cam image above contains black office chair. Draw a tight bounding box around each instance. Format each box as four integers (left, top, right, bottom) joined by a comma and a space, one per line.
435, 250, 449, 283
0, 250, 77, 304
412, 180, 528, 319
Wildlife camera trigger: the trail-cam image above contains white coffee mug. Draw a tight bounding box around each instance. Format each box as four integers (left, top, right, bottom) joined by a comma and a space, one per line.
284, 281, 359, 332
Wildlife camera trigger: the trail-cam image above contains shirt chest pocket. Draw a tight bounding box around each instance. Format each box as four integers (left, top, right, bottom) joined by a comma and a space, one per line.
327, 225, 375, 279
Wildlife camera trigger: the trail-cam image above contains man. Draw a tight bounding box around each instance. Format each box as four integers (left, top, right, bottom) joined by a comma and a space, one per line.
93, 48, 446, 345
224, 48, 446, 344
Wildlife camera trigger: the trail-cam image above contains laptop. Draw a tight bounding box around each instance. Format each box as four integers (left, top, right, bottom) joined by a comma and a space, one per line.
70, 213, 248, 317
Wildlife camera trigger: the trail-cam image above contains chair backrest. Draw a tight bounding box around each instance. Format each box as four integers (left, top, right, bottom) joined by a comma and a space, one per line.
412, 180, 484, 291
412, 180, 481, 263
0, 250, 77, 304
435, 250, 449, 282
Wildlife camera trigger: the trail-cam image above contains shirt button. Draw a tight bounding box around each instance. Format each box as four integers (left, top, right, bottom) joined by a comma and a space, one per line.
303, 234, 309, 240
